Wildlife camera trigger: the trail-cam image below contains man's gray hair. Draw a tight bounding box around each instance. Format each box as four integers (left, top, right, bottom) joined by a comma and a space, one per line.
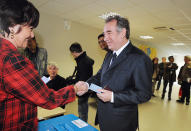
105, 15, 130, 39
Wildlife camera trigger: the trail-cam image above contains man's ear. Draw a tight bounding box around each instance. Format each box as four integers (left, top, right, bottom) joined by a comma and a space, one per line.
122, 28, 126, 38
9, 25, 21, 34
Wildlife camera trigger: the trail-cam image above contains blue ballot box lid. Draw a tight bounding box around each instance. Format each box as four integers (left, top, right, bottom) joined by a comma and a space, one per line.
38, 114, 98, 131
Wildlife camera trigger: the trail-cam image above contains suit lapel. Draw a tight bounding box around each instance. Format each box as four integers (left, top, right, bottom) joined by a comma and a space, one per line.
102, 52, 113, 74
105, 42, 133, 73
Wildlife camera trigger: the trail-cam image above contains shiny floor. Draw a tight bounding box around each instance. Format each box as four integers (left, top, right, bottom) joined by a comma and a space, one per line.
64, 83, 191, 131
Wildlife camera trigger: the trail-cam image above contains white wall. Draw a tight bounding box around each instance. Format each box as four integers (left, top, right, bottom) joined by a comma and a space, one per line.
34, 12, 106, 77
35, 12, 176, 79
153, 44, 188, 68
150, 44, 189, 80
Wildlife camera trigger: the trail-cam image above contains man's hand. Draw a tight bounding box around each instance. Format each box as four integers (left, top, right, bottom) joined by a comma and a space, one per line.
74, 81, 88, 96
97, 89, 112, 102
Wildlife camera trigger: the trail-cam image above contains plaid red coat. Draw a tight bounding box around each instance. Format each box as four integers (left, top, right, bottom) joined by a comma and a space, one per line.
0, 38, 76, 131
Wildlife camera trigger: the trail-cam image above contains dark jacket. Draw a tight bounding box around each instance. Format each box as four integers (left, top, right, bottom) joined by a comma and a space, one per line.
178, 64, 191, 82
75, 52, 94, 98
87, 42, 152, 131
75, 52, 94, 82
163, 62, 178, 82
158, 62, 167, 76
46, 75, 67, 91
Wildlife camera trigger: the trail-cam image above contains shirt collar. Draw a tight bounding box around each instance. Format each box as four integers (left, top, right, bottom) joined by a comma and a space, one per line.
113, 40, 130, 56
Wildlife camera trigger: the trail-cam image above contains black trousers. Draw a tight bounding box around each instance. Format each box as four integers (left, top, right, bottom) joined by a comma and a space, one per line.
180, 81, 191, 102
162, 80, 174, 98
78, 94, 89, 122
157, 75, 163, 90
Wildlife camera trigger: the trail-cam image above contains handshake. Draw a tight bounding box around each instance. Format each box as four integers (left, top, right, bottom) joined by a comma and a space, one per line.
74, 81, 112, 102
74, 81, 89, 96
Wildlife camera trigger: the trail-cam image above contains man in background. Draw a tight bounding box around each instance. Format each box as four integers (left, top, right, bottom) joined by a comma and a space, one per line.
98, 33, 110, 52
69, 42, 94, 122
156, 57, 167, 90
161, 56, 178, 100
23, 37, 48, 77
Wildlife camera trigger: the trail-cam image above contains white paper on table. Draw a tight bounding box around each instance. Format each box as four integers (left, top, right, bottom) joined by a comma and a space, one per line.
71, 119, 88, 128
89, 83, 102, 94
41, 76, 50, 84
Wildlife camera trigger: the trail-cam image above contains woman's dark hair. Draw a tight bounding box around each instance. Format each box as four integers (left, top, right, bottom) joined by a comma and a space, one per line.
0, 0, 39, 36
69, 42, 82, 53
152, 57, 159, 63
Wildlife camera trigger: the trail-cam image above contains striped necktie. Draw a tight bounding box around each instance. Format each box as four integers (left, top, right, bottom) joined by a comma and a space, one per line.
109, 53, 117, 67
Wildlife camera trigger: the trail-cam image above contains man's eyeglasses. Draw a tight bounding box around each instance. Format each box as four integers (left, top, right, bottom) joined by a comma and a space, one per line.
98, 40, 105, 44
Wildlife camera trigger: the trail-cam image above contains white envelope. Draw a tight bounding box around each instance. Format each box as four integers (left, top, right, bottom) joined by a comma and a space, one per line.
89, 83, 102, 94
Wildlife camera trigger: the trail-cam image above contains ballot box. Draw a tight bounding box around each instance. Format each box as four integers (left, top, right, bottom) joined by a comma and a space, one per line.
38, 114, 98, 131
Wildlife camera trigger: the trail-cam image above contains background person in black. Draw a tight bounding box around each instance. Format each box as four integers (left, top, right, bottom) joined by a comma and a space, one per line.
161, 56, 178, 100
156, 57, 167, 90
69, 43, 94, 122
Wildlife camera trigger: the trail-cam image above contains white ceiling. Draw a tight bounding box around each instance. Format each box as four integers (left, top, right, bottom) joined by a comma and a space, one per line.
29, 0, 191, 56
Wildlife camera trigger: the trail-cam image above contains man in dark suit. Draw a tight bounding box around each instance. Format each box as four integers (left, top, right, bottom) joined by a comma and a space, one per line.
156, 57, 167, 90
161, 56, 178, 100
77, 15, 152, 131
94, 33, 112, 125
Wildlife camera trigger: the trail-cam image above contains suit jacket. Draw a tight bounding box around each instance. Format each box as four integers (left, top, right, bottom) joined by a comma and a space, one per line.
87, 42, 152, 131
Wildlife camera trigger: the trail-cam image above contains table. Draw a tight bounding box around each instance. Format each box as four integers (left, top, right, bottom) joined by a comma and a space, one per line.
38, 107, 66, 120
38, 114, 98, 131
